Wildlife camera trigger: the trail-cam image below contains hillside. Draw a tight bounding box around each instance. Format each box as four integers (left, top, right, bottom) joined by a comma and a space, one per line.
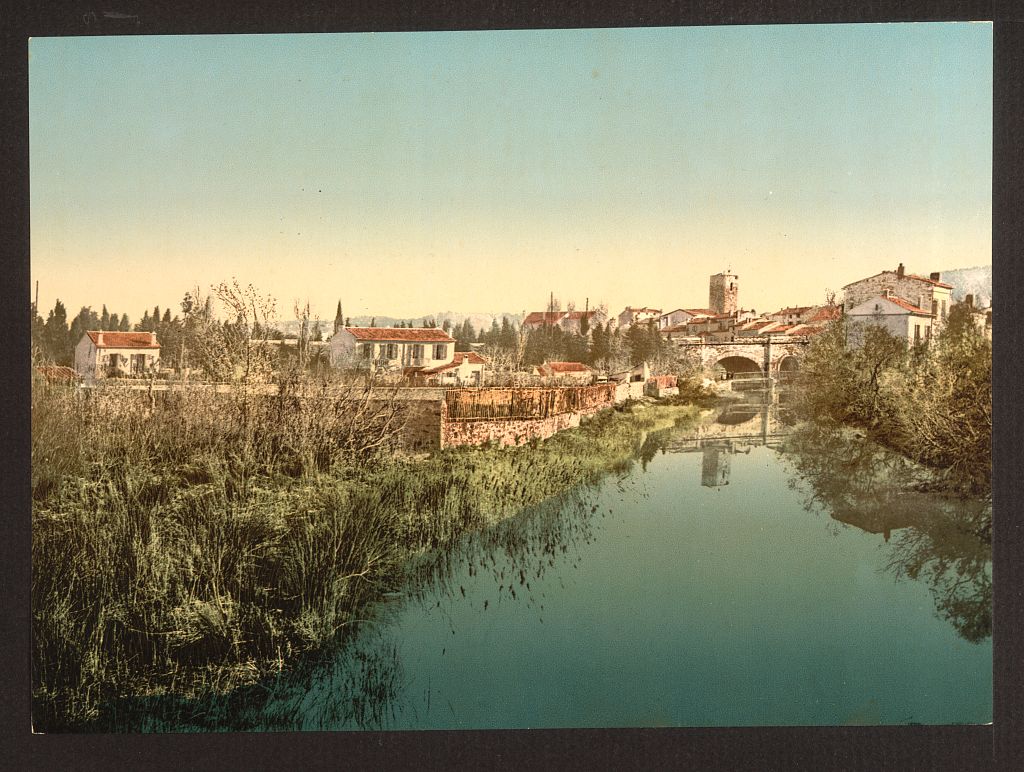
940, 265, 992, 307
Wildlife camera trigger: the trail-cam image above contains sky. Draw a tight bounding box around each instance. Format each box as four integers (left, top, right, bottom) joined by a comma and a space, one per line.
29, 24, 992, 323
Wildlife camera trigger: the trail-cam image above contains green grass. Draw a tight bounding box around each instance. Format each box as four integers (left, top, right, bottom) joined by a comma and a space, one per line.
31, 379, 698, 731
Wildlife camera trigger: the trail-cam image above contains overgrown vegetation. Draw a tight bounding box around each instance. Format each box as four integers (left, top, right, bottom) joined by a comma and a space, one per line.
31, 374, 697, 731
792, 303, 991, 496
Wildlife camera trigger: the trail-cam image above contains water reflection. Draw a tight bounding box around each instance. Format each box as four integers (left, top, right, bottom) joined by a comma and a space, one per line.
780, 422, 991, 643
103, 398, 991, 730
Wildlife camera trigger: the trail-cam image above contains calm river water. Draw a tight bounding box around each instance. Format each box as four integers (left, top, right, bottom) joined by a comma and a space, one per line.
144, 400, 993, 730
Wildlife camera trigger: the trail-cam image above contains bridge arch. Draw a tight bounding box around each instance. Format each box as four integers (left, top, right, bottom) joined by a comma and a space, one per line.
713, 355, 763, 378
778, 355, 800, 372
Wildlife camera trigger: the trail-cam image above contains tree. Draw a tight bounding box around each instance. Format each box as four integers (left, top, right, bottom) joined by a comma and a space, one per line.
312, 321, 323, 342
42, 300, 70, 365
118, 314, 131, 332
100, 305, 110, 330
334, 301, 344, 334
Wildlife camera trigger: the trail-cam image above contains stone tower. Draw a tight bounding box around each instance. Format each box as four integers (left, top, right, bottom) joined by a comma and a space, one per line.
709, 270, 739, 315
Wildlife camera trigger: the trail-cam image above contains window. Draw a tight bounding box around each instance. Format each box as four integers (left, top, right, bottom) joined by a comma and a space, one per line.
914, 324, 921, 343
411, 344, 424, 360
434, 343, 447, 360
941, 300, 947, 319
360, 344, 372, 358
384, 343, 398, 359
932, 299, 938, 317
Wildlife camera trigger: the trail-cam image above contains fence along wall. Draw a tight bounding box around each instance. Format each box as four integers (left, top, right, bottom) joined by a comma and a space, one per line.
441, 384, 617, 448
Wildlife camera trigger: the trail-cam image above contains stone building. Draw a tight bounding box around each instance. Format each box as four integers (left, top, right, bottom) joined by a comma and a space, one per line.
709, 271, 739, 315
842, 263, 953, 329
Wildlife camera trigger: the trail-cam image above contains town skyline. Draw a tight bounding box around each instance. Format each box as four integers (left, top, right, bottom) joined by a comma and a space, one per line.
30, 25, 991, 320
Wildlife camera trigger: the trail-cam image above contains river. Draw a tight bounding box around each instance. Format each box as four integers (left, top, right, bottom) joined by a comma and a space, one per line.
135, 398, 992, 730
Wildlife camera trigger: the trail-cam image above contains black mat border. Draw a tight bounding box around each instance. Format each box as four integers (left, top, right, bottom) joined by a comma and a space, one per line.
2, 2, 1017, 769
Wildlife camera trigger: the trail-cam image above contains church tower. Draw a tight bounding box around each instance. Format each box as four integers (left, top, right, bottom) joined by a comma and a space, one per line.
709, 270, 739, 315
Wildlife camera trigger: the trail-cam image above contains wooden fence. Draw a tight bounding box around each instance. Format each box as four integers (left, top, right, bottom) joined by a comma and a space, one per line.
444, 384, 616, 421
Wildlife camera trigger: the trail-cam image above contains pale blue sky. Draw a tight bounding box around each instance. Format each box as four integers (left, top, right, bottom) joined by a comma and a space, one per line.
30, 24, 991, 321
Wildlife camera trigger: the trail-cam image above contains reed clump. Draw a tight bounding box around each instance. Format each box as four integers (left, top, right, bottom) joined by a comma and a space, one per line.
31, 377, 697, 731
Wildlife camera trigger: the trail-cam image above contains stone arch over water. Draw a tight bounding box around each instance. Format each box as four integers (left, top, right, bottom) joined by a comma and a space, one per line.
714, 355, 763, 377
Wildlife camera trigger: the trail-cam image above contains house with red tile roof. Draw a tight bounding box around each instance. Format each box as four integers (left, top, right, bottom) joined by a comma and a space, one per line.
842, 263, 953, 329
534, 361, 594, 383
330, 326, 456, 373
412, 350, 488, 386
846, 291, 935, 346
616, 306, 662, 330
522, 309, 606, 334
74, 331, 161, 380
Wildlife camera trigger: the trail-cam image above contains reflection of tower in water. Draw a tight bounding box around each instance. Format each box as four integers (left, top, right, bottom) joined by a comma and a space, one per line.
701, 446, 731, 488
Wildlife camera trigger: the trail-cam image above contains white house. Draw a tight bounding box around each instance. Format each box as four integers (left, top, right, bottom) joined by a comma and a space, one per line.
329, 327, 456, 372
418, 350, 488, 386
74, 331, 161, 380
846, 292, 934, 346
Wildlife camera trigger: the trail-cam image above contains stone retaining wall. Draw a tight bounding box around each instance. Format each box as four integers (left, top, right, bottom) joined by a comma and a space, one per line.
440, 402, 608, 448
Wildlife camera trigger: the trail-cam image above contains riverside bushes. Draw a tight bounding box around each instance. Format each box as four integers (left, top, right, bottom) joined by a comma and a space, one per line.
793, 304, 991, 495
31, 377, 697, 731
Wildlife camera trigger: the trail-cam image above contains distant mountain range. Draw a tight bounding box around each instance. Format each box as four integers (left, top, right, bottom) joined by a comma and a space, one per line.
940, 265, 992, 308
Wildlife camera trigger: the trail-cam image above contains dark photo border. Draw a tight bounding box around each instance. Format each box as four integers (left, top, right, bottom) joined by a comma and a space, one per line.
3, 2, 1017, 769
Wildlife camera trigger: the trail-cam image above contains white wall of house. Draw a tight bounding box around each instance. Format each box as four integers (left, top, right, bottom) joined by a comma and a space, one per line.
74, 335, 160, 379
432, 355, 485, 385
847, 297, 933, 346
329, 329, 455, 370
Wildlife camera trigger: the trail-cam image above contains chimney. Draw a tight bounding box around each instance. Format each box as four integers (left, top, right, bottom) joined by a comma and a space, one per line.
882, 288, 892, 299
150, 331, 157, 345
96, 331, 103, 346
896, 263, 905, 279
965, 294, 974, 308
930, 271, 941, 282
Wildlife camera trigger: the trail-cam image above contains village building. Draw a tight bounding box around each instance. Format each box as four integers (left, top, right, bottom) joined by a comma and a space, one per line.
961, 294, 993, 340
658, 308, 715, 330
522, 309, 605, 334
846, 292, 935, 346
842, 263, 953, 329
534, 361, 594, 383
616, 306, 662, 330
414, 350, 488, 386
329, 327, 455, 373
74, 331, 161, 380
767, 305, 815, 325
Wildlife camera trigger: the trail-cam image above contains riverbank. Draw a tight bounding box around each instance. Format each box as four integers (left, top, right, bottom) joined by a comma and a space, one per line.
31, 381, 699, 731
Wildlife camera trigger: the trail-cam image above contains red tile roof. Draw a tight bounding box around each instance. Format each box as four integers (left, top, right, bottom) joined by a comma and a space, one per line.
564, 310, 599, 320
842, 270, 954, 290
421, 351, 488, 374
804, 305, 841, 323
772, 306, 812, 316
85, 331, 160, 349
344, 327, 454, 342
682, 308, 715, 316
541, 361, 591, 373
884, 296, 931, 314
905, 273, 954, 289
523, 311, 566, 325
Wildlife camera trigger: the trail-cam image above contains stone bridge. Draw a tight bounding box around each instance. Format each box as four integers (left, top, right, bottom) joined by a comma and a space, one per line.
676, 339, 810, 377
